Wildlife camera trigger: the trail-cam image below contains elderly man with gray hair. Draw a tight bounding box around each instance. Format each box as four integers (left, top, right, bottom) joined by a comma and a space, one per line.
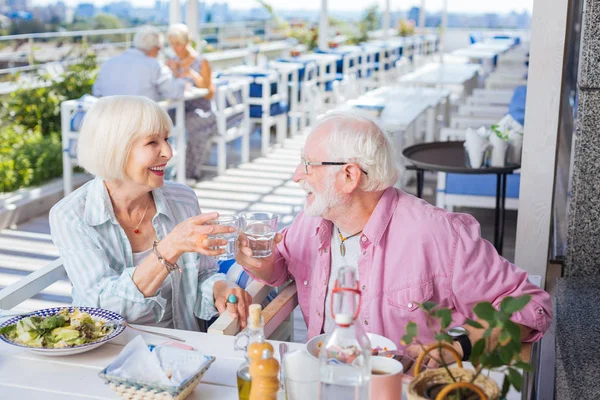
93, 26, 186, 101
236, 111, 552, 370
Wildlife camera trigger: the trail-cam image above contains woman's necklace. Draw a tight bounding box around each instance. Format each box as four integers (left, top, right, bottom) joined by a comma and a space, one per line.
119, 197, 149, 235
337, 227, 362, 257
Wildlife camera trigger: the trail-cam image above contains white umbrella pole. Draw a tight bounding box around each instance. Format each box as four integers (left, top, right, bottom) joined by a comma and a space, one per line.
186, 0, 200, 47
383, 0, 391, 40
318, 0, 329, 50
440, 0, 447, 63
419, 0, 426, 32
169, 0, 181, 24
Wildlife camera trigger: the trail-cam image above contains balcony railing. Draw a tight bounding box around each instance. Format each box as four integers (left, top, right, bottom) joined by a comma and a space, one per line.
0, 19, 285, 78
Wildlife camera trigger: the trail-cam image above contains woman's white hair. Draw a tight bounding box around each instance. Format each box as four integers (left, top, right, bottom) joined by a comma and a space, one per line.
133, 25, 164, 52
77, 96, 172, 181
316, 111, 399, 192
167, 23, 191, 45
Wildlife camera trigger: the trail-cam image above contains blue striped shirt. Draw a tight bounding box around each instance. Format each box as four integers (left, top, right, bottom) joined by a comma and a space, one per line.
49, 177, 226, 331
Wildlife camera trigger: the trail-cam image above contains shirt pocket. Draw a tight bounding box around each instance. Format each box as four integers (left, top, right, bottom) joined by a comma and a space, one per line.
386, 281, 434, 315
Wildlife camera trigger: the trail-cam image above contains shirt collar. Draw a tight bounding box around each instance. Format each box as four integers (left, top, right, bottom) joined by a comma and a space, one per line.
361, 187, 399, 246
83, 178, 175, 226
84, 177, 116, 226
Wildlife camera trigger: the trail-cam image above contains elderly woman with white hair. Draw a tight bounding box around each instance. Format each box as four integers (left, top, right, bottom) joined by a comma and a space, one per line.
237, 111, 552, 369
165, 23, 217, 180
50, 96, 252, 331
93, 25, 187, 101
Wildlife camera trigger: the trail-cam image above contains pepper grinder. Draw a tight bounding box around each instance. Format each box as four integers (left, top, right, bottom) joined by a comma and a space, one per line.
249, 347, 280, 400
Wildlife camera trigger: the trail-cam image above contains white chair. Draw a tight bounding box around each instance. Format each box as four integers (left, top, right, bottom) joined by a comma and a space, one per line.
0, 258, 299, 342
270, 61, 321, 137
219, 69, 289, 156
207, 78, 251, 175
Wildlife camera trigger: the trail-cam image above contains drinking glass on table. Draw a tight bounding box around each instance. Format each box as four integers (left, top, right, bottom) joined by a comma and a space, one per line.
205, 214, 241, 260
240, 212, 279, 258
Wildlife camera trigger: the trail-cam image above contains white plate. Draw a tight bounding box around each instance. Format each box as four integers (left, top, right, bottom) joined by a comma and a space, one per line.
0, 306, 126, 356
306, 332, 397, 358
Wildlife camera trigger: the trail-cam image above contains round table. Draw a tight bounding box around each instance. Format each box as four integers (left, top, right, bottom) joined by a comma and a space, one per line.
402, 141, 520, 255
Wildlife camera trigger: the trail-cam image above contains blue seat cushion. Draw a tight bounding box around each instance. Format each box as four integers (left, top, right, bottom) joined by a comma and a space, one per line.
249, 81, 277, 98
508, 86, 527, 126
218, 260, 277, 305
249, 101, 289, 118
442, 173, 520, 198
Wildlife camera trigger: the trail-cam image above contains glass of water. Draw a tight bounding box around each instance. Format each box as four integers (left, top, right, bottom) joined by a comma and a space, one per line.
205, 214, 241, 260
240, 212, 279, 258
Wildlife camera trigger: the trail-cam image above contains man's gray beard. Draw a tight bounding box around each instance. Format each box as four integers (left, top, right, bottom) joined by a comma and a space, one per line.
304, 174, 343, 217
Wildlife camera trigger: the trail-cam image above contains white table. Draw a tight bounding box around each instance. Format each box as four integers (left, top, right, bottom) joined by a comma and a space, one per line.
399, 63, 481, 97
0, 324, 523, 400
0, 325, 303, 399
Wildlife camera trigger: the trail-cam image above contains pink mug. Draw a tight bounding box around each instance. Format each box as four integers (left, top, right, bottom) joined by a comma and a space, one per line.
370, 356, 404, 400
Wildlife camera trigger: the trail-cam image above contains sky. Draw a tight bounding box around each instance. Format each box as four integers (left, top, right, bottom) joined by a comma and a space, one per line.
32, 0, 534, 13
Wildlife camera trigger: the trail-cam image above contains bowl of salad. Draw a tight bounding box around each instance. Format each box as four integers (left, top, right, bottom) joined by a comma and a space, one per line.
0, 307, 125, 356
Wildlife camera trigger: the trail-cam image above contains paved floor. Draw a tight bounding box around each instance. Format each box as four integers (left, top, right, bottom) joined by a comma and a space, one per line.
0, 129, 518, 343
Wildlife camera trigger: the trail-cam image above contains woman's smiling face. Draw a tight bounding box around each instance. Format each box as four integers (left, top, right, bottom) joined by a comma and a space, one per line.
123, 131, 173, 189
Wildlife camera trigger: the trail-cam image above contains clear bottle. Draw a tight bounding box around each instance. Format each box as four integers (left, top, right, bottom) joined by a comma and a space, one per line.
235, 304, 265, 400
319, 267, 371, 400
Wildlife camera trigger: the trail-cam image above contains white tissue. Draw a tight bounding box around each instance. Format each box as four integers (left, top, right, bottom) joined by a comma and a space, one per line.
507, 130, 523, 164
490, 133, 509, 167
465, 127, 491, 168
105, 336, 212, 387
106, 336, 171, 386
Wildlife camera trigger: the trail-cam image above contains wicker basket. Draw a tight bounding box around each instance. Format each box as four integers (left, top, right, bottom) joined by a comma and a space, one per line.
407, 368, 500, 400
98, 355, 215, 400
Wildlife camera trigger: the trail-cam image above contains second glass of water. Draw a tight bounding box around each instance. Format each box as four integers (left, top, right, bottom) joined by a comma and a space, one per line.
206, 214, 241, 260
241, 212, 279, 258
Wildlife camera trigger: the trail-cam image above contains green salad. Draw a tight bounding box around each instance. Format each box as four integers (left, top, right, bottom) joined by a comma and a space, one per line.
0, 308, 115, 348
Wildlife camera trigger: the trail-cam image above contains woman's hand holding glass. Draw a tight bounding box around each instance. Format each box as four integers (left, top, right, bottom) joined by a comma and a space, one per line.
162, 212, 236, 258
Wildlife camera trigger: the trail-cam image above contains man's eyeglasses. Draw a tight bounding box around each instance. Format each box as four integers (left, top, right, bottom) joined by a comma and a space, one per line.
301, 157, 368, 175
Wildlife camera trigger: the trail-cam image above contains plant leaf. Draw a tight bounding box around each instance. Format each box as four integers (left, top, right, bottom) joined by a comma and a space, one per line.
501, 375, 511, 398
434, 308, 453, 330
473, 302, 496, 322
401, 322, 418, 345
470, 338, 486, 364
514, 361, 533, 372
464, 319, 484, 329
504, 320, 522, 342
434, 333, 454, 344
420, 301, 437, 312
500, 295, 532, 315
498, 344, 513, 365
508, 367, 523, 392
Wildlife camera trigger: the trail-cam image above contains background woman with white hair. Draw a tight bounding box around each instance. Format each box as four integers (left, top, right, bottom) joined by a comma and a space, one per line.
166, 23, 217, 180
49, 96, 252, 331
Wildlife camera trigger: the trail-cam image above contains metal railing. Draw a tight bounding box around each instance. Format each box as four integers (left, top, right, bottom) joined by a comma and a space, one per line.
0, 19, 283, 77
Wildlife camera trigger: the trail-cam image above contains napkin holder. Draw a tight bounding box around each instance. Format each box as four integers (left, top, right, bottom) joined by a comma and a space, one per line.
98, 345, 215, 400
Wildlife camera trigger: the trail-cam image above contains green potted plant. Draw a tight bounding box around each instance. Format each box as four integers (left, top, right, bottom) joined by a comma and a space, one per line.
402, 295, 533, 400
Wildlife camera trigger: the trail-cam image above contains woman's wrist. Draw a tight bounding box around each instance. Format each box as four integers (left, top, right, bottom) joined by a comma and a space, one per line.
156, 237, 181, 264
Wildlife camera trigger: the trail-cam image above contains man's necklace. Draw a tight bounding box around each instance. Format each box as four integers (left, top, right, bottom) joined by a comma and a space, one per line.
337, 227, 362, 257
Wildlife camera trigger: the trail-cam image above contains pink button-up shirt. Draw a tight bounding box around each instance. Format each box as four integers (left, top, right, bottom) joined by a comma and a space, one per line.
254, 188, 552, 345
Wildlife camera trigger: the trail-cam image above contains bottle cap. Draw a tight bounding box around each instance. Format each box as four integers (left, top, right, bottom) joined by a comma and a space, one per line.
249, 304, 262, 329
